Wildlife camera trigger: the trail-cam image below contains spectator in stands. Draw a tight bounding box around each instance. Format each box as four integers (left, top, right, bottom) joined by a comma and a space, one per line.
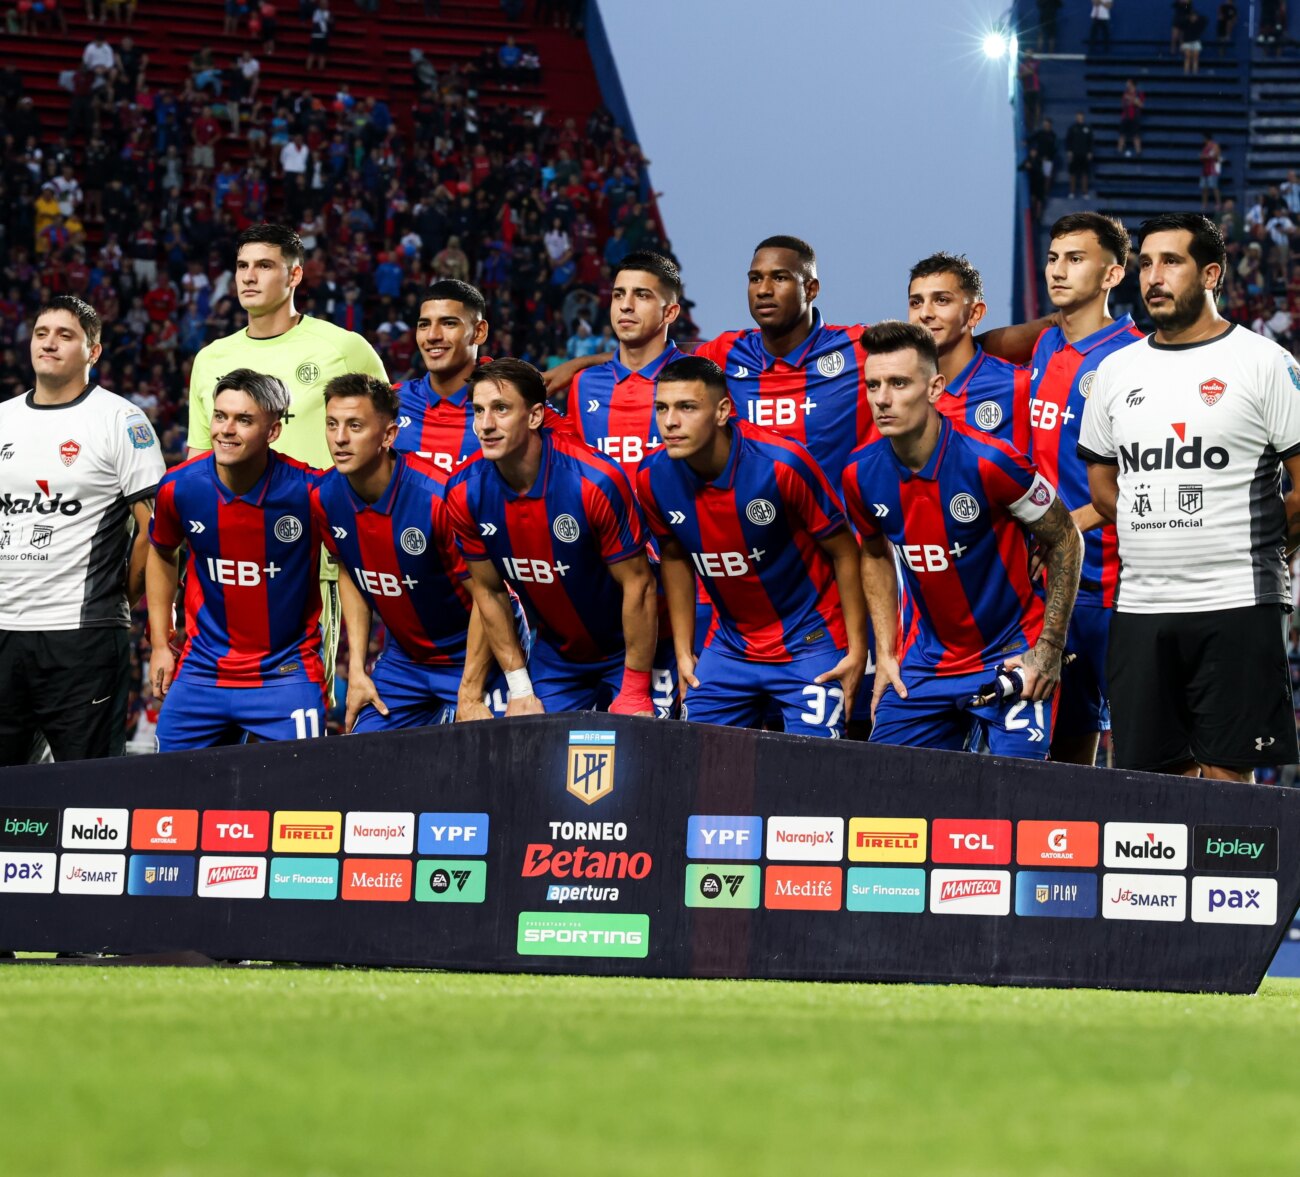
1065, 111, 1094, 198
224, 0, 247, 34
1265, 209, 1297, 285
1020, 145, 1048, 224
1036, 0, 1062, 51
1282, 170, 1300, 216
307, 0, 333, 71
1088, 0, 1113, 54
115, 35, 145, 98
1216, 2, 1238, 52
1181, 5, 1207, 73
1200, 131, 1223, 213
1171, 0, 1192, 54
189, 46, 223, 97
1258, 0, 1286, 55
1117, 78, 1143, 157
499, 35, 523, 87
410, 48, 438, 93
81, 32, 117, 87
1031, 117, 1058, 191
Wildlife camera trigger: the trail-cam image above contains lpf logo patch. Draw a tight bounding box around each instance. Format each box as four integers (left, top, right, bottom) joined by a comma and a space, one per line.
296, 362, 320, 385
816, 351, 845, 378
59, 439, 81, 467
400, 527, 427, 555
552, 514, 581, 543
1199, 377, 1225, 406
565, 730, 615, 806
948, 493, 980, 523
745, 498, 777, 526
275, 515, 303, 543
974, 401, 1003, 431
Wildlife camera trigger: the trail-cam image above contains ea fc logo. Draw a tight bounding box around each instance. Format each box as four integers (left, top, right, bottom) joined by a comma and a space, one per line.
745, 498, 777, 526
296, 361, 320, 385
553, 514, 581, 543
816, 351, 845, 378
400, 527, 427, 555
975, 401, 1003, 431
948, 493, 980, 523
275, 515, 303, 543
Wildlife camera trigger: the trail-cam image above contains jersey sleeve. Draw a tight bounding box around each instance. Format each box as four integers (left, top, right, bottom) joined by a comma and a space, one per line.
1076, 359, 1117, 463
341, 331, 390, 383
584, 467, 647, 564
840, 457, 880, 539
186, 346, 217, 451
1262, 346, 1300, 459
694, 332, 739, 368
148, 475, 184, 550
444, 474, 488, 561
774, 452, 846, 540
114, 407, 166, 501
310, 485, 338, 558
635, 463, 671, 539
431, 493, 471, 582
983, 449, 1058, 525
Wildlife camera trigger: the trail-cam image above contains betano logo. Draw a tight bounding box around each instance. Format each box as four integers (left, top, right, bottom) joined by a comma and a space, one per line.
272, 811, 341, 853
847, 817, 927, 863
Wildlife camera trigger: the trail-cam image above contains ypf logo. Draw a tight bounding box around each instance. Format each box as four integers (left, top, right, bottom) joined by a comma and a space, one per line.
1199, 377, 1225, 407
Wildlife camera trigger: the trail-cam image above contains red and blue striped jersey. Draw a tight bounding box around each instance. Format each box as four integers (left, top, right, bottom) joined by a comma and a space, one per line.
937, 346, 1032, 454
1028, 315, 1142, 608
842, 417, 1057, 677
445, 428, 648, 663
311, 453, 473, 667
637, 420, 848, 663
150, 452, 325, 687
567, 343, 686, 480
696, 309, 877, 486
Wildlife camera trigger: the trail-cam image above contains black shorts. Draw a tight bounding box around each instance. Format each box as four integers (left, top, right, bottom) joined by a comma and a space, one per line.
1108, 606, 1297, 772
0, 628, 130, 767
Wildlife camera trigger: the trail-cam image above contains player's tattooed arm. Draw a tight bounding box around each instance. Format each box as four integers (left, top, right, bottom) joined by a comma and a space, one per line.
1282, 454, 1300, 555
128, 498, 154, 606
1012, 498, 1082, 701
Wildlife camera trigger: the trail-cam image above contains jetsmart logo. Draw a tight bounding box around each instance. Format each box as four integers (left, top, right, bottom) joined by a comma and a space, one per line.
1118, 423, 1228, 472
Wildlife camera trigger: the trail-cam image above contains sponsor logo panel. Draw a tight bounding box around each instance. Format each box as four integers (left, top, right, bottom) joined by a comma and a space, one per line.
1101, 873, 1186, 921
416, 859, 487, 904
127, 855, 196, 897
0, 808, 59, 848
516, 911, 649, 958
765, 816, 844, 862
61, 807, 128, 850
1102, 822, 1187, 870
1192, 825, 1278, 872
763, 865, 842, 910
684, 864, 761, 909
931, 819, 1012, 865
1015, 821, 1099, 867
928, 869, 1011, 915
344, 811, 415, 855
0, 851, 57, 893
59, 852, 126, 895
200, 810, 270, 853
269, 857, 340, 900
565, 730, 616, 805
131, 809, 199, 851
847, 817, 927, 863
341, 858, 413, 901
1191, 877, 1278, 925
1014, 871, 1098, 918
845, 867, 926, 913
418, 812, 489, 856
197, 856, 267, 899
271, 810, 341, 854
685, 815, 762, 860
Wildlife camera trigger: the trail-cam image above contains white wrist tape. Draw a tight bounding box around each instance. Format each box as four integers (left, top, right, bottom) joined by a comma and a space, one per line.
505, 668, 534, 699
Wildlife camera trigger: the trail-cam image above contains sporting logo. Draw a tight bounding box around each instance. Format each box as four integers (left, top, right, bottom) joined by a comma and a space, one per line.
552, 514, 581, 543
59, 853, 126, 895
974, 401, 1003, 431
765, 816, 844, 862
566, 730, 616, 805
1199, 377, 1225, 406
400, 527, 427, 555
928, 870, 1010, 915
1015, 820, 1098, 867
1101, 873, 1186, 922
517, 911, 649, 958
685, 815, 762, 860
847, 817, 926, 863
61, 808, 129, 850
684, 864, 761, 909
816, 351, 845, 378
200, 810, 270, 853
274, 515, 304, 543
341, 859, 413, 901
845, 867, 926, 913
416, 859, 487, 904
269, 857, 340, 900
1103, 822, 1187, 870
948, 493, 980, 523
1014, 871, 1098, 918
0, 852, 57, 893
131, 809, 199, 851
344, 812, 415, 855
197, 856, 267, 899
272, 810, 341, 854
763, 866, 843, 911
1191, 877, 1277, 926
931, 819, 1012, 865
417, 812, 489, 856
127, 854, 196, 897
745, 498, 777, 526
1192, 825, 1278, 872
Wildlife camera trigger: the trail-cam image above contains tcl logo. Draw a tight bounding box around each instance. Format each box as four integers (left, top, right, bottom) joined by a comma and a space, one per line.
201, 810, 270, 852
931, 819, 1012, 864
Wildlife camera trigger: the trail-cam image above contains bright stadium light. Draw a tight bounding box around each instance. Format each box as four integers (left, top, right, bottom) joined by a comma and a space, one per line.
983, 30, 1008, 59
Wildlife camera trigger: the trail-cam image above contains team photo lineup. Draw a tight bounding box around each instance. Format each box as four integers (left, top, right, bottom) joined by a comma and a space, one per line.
8, 205, 1300, 781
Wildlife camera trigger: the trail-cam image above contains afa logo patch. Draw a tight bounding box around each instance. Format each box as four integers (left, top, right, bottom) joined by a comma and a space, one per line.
127, 420, 156, 449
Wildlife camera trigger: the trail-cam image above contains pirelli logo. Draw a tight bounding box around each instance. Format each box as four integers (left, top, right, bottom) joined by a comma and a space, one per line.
271, 811, 342, 854
848, 817, 927, 863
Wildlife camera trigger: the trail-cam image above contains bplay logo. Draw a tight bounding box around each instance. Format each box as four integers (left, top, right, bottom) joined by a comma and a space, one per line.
59, 853, 126, 895
131, 809, 198, 851
416, 859, 487, 904
1101, 873, 1186, 922
418, 812, 488, 856
847, 818, 927, 863
341, 858, 413, 901
0, 808, 58, 848
1014, 871, 1098, 918
516, 911, 649, 958
269, 857, 339, 900
1191, 877, 1278, 926
272, 811, 341, 854
61, 807, 128, 850
931, 820, 1012, 865
684, 864, 761, 909
845, 867, 926, 913
685, 815, 762, 860
127, 855, 196, 897
928, 870, 1011, 915
765, 816, 844, 863
344, 811, 415, 855
197, 856, 267, 899
763, 866, 842, 910
1103, 823, 1187, 871
1015, 821, 1099, 867
0, 851, 56, 893
1192, 825, 1278, 873
200, 810, 270, 853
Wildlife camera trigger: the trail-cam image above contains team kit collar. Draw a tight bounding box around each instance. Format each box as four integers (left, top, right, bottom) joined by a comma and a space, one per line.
1066, 314, 1138, 356
945, 346, 988, 401
493, 427, 555, 502
689, 422, 744, 491
757, 308, 828, 371
890, 415, 953, 484
423, 373, 472, 408
609, 341, 684, 384
208, 448, 280, 506
343, 450, 407, 517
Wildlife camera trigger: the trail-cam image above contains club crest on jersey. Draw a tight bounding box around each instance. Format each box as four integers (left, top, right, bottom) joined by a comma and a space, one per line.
552, 514, 581, 543
745, 498, 777, 526
1199, 377, 1225, 406
816, 351, 845, 378
1079, 372, 1095, 399
275, 515, 304, 543
296, 362, 321, 385
1029, 479, 1052, 507
400, 527, 427, 555
974, 401, 1003, 431
59, 439, 80, 467
948, 493, 980, 523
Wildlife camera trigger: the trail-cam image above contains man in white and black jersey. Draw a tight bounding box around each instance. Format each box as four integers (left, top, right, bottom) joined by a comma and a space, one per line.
0, 296, 165, 765
1079, 213, 1300, 779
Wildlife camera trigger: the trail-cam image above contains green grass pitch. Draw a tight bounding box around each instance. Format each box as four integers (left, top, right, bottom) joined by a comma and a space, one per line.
2, 968, 1297, 1176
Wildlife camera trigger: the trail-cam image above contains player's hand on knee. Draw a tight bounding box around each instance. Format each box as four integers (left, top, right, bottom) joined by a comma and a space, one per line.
454, 694, 493, 722
345, 673, 387, 734
505, 693, 545, 717
871, 655, 907, 722
816, 649, 866, 719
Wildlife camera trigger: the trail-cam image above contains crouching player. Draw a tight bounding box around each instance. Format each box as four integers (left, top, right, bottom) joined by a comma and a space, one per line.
637, 356, 868, 738
446, 358, 661, 715
312, 373, 528, 731
841, 322, 1081, 758
147, 369, 327, 749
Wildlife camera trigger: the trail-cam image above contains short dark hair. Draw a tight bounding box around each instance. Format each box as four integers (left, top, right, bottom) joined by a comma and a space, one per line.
235, 223, 305, 269
323, 372, 400, 418
40, 295, 101, 347
614, 250, 682, 302
421, 279, 486, 319
658, 355, 729, 399
1137, 213, 1228, 293
754, 235, 816, 277
213, 369, 291, 418
468, 357, 547, 408
908, 252, 984, 302
1050, 211, 1131, 267
861, 320, 940, 373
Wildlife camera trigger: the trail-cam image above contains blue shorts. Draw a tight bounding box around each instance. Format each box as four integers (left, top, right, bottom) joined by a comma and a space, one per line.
157, 677, 327, 752
530, 636, 677, 716
683, 646, 846, 739
870, 664, 1054, 760
352, 651, 459, 732
1054, 602, 1110, 737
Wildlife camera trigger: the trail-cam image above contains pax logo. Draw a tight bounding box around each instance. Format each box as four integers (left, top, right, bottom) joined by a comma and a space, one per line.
929, 870, 1011, 915
932, 819, 1012, 865
765, 816, 844, 862
763, 866, 843, 911
61, 808, 129, 850
272, 810, 341, 854
59, 853, 126, 895
0, 852, 57, 893
341, 858, 413, 901
1191, 877, 1277, 926
1016, 820, 1098, 867
197, 856, 267, 899
201, 810, 270, 852
131, 809, 199, 851
1103, 822, 1187, 871
685, 815, 762, 860
848, 817, 927, 863
345, 811, 415, 855
418, 812, 489, 856
1101, 873, 1187, 922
